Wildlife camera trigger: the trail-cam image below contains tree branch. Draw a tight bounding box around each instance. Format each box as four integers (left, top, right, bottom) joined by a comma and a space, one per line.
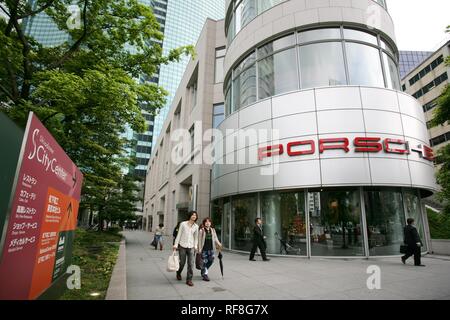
0, 4, 11, 17
11, 14, 32, 100
17, 0, 56, 19
0, 82, 14, 101
50, 0, 89, 69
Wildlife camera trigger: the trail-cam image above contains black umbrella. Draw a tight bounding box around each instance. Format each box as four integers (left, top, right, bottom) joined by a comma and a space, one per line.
218, 250, 224, 278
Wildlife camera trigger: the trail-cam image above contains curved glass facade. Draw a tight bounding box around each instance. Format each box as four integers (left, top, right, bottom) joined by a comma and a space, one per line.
224, 26, 400, 116
211, 187, 427, 257
225, 0, 388, 45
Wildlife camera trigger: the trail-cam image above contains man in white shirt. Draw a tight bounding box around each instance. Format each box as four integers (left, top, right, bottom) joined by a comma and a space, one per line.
173, 211, 199, 286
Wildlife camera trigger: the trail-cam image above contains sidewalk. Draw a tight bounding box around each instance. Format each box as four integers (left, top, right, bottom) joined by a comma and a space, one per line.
123, 230, 450, 300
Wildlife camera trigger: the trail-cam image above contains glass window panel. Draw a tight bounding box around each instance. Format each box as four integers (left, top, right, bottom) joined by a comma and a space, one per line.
258, 34, 295, 58
344, 29, 378, 45
227, 14, 235, 45
233, 64, 257, 109
231, 194, 257, 251
225, 81, 232, 115
383, 53, 401, 90
257, 0, 283, 14
298, 28, 341, 43
364, 188, 406, 256
261, 191, 307, 256
215, 56, 224, 83
299, 42, 347, 89
309, 189, 365, 256
211, 200, 223, 241
235, 0, 256, 33
346, 43, 385, 87
223, 198, 231, 249
381, 39, 395, 55
235, 52, 256, 75
258, 48, 298, 99
404, 189, 427, 252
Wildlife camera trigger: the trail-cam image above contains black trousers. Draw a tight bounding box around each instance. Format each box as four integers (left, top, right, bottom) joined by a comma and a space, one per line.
249, 240, 267, 260
402, 244, 421, 265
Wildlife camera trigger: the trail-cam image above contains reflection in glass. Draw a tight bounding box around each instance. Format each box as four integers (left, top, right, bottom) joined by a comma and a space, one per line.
231, 195, 257, 251
257, 0, 283, 14
258, 48, 298, 99
261, 192, 307, 255
299, 42, 347, 88
344, 29, 378, 45
225, 80, 232, 115
308, 189, 365, 256
383, 53, 401, 90
233, 65, 257, 109
404, 189, 427, 251
223, 198, 231, 249
346, 43, 384, 87
364, 188, 406, 256
235, 0, 256, 35
258, 34, 295, 58
211, 199, 223, 241
298, 28, 341, 43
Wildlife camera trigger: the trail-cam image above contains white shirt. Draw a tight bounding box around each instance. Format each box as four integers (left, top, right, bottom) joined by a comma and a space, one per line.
174, 221, 199, 249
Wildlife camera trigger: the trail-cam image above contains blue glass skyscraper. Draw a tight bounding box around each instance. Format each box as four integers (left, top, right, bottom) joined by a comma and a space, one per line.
152, 0, 225, 146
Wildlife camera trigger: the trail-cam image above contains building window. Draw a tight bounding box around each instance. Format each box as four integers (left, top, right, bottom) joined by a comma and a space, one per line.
215, 47, 226, 83
408, 55, 444, 86
224, 26, 400, 116
226, 0, 286, 45
299, 42, 347, 89
346, 42, 384, 87
213, 103, 225, 128
308, 188, 365, 256
258, 35, 298, 98
189, 125, 195, 155
261, 191, 307, 256
364, 188, 406, 256
231, 194, 257, 252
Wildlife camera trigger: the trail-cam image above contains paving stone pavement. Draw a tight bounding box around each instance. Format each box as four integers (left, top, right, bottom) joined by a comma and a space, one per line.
124, 230, 450, 300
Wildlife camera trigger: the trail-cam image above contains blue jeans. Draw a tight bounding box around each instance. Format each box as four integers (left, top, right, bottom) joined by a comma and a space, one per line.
201, 250, 214, 276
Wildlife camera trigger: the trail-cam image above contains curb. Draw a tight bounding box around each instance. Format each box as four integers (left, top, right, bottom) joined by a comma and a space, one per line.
105, 239, 127, 300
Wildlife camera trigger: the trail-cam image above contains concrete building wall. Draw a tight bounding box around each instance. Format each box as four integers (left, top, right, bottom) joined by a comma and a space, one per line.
144, 19, 226, 233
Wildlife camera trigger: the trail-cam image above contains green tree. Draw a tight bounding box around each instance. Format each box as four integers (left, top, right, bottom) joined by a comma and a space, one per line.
0, 0, 194, 225
429, 25, 450, 216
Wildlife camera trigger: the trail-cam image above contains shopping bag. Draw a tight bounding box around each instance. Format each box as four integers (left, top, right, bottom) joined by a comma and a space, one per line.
167, 252, 179, 272
400, 244, 408, 254
195, 252, 203, 270
151, 237, 157, 247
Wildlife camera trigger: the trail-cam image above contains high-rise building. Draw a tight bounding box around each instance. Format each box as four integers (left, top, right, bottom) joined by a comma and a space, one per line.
399, 51, 433, 79
151, 0, 225, 146
401, 41, 450, 157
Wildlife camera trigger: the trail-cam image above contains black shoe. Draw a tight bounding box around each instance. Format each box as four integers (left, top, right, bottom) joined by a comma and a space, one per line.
415, 264, 426, 267
176, 273, 182, 281
263, 259, 270, 261
401, 257, 406, 264
249, 258, 256, 261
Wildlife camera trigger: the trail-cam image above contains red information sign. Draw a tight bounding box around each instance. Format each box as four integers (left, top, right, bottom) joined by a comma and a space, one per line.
0, 112, 83, 300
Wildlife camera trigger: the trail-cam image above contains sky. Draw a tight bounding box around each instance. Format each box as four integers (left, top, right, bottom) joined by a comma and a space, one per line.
388, 0, 450, 51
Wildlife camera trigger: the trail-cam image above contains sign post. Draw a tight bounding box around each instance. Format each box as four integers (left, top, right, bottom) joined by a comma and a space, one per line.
0, 112, 83, 300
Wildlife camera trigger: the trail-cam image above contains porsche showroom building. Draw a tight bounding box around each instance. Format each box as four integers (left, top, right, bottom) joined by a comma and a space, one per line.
145, 0, 438, 258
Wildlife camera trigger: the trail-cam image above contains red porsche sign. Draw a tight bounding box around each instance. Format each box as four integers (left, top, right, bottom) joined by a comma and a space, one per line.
258, 137, 434, 162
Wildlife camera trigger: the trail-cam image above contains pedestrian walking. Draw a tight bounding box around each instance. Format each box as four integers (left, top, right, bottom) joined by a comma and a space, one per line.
173, 211, 199, 286
198, 218, 222, 281
249, 217, 270, 261
154, 223, 164, 250
401, 218, 425, 267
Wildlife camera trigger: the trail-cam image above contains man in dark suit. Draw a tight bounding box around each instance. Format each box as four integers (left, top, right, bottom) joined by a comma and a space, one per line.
401, 218, 425, 267
249, 218, 270, 261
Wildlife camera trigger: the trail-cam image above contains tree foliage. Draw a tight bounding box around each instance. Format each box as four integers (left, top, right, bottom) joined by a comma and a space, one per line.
0, 0, 194, 224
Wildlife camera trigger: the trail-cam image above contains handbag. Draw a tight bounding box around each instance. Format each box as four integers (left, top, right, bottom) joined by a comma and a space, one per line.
167, 252, 180, 272
195, 252, 203, 270
151, 237, 157, 247
400, 244, 408, 254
